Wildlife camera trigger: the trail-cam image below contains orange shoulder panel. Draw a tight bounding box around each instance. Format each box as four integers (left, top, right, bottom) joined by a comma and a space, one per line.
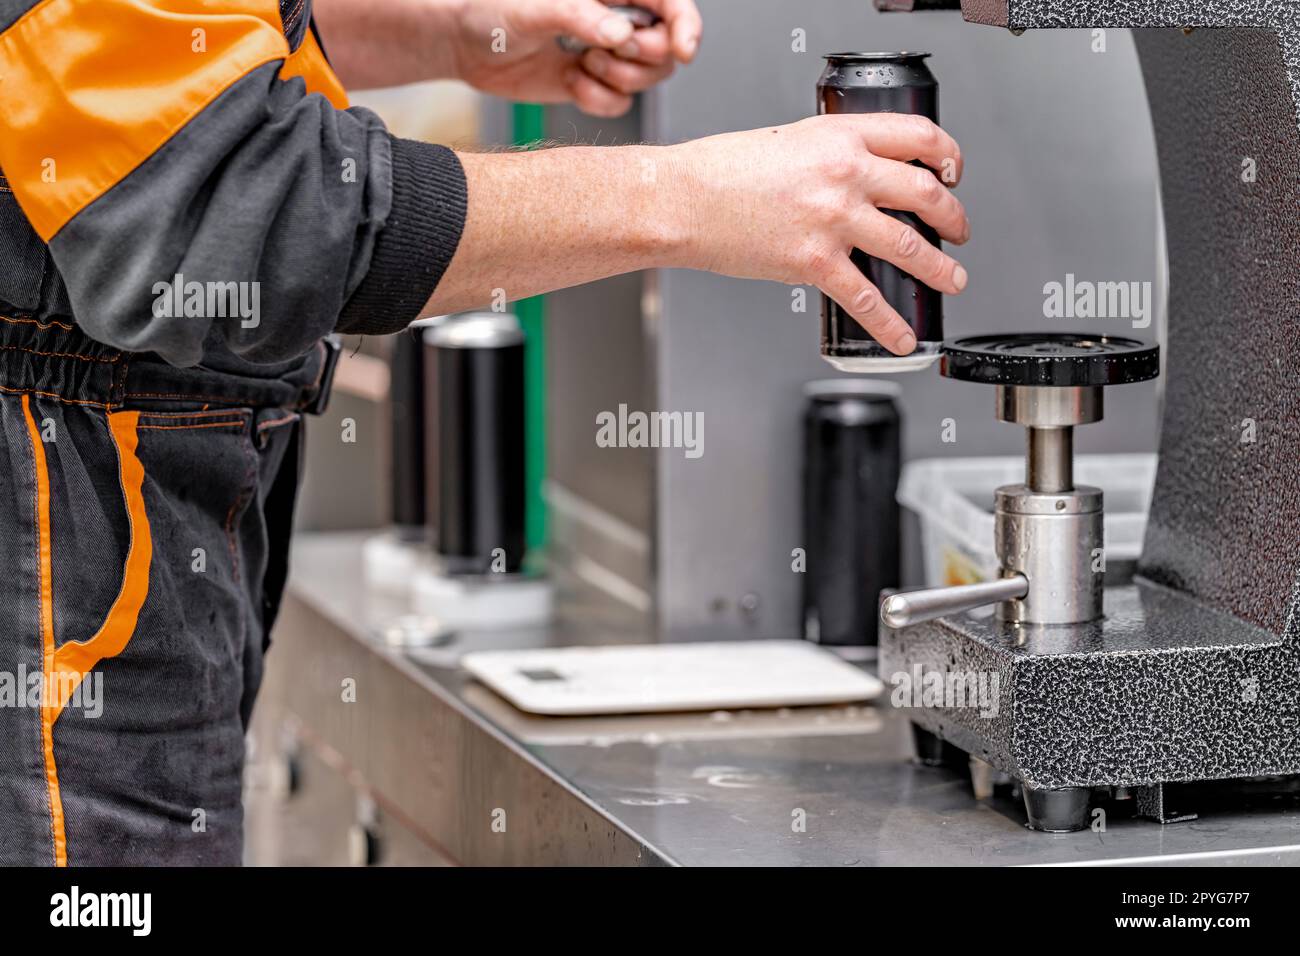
0, 0, 348, 242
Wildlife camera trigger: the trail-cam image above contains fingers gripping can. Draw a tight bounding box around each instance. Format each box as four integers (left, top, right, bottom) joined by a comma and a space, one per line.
817, 52, 943, 373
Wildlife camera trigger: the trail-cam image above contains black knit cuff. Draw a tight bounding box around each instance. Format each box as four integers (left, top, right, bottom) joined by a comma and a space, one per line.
335, 136, 468, 336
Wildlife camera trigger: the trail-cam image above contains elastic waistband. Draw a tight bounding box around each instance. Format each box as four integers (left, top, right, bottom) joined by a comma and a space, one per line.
0, 312, 329, 412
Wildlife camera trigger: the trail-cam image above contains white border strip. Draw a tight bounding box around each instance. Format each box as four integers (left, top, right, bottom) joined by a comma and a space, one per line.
1027, 843, 1300, 867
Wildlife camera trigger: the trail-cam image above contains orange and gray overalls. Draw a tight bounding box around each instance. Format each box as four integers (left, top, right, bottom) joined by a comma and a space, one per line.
0, 0, 467, 864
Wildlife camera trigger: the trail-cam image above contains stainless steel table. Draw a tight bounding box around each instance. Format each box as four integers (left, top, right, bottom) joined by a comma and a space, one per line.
262, 532, 1300, 866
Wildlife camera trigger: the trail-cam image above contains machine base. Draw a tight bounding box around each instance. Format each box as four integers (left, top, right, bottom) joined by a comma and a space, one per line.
1022, 787, 1092, 833
882, 580, 1300, 831
910, 721, 1300, 831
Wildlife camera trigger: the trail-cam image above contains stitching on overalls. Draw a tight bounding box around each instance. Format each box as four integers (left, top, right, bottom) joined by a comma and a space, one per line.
136, 420, 248, 432
0, 314, 76, 332
283, 0, 307, 39
0, 384, 113, 410
125, 390, 260, 405
137, 408, 252, 430
136, 409, 253, 420
0, 345, 117, 364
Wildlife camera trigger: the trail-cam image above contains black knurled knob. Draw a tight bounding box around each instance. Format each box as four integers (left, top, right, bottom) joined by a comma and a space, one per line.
940, 333, 1160, 387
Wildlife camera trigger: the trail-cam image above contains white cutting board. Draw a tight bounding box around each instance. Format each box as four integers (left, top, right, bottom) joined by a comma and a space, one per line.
462, 640, 883, 716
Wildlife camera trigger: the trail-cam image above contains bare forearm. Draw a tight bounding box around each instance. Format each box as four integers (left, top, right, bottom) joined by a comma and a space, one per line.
427, 145, 694, 315
424, 115, 969, 356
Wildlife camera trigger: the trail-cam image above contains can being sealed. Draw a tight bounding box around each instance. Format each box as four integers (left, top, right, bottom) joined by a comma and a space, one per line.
817, 52, 944, 373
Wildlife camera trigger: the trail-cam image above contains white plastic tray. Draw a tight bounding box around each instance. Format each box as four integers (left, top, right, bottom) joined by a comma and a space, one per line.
898, 453, 1157, 587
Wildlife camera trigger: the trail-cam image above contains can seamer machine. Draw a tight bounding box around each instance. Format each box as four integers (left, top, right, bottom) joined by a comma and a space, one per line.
876, 0, 1300, 831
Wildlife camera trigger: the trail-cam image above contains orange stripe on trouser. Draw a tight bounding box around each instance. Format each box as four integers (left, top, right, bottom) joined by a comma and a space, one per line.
21, 396, 152, 867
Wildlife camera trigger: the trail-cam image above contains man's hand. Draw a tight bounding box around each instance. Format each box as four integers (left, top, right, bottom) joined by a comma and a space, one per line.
314, 0, 702, 116
453, 0, 702, 116
431, 113, 968, 356
667, 114, 969, 354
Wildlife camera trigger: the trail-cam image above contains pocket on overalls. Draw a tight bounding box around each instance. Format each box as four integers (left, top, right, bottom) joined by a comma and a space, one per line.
126, 407, 262, 670
38, 405, 260, 676
132, 406, 304, 667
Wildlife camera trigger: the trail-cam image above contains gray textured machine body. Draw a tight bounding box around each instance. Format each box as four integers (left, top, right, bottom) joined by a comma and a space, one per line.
880, 1, 1300, 824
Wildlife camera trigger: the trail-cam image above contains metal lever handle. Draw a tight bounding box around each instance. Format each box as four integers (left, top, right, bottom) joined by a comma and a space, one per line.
880, 574, 1028, 629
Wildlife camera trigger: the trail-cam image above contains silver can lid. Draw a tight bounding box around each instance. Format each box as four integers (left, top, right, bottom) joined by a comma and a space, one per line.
423, 312, 525, 349
803, 377, 903, 400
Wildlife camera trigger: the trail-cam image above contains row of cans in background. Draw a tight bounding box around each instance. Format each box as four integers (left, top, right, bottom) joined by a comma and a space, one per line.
393, 319, 903, 648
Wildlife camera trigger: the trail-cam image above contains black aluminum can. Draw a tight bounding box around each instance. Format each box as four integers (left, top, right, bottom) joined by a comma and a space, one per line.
801, 380, 901, 647
389, 324, 429, 541
423, 313, 527, 575
817, 52, 943, 373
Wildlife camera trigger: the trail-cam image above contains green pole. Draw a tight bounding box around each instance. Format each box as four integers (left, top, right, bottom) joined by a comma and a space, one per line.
511, 103, 548, 556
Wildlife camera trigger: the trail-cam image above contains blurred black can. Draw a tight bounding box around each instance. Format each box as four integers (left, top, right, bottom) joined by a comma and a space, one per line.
802, 380, 901, 647
389, 321, 435, 541
423, 313, 527, 575
817, 52, 943, 373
